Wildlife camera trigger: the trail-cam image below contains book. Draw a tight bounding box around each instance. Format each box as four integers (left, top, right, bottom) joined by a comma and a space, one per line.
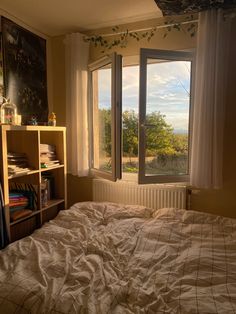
40, 144, 56, 153
10, 209, 33, 222
41, 160, 60, 166
9, 189, 35, 210
40, 144, 59, 167
8, 168, 31, 177
7, 152, 27, 158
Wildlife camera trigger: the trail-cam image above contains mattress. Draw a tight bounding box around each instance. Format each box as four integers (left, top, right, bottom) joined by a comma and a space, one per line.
0, 201, 236, 313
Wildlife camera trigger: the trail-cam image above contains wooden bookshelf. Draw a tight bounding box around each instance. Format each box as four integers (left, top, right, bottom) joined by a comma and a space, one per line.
0, 125, 67, 242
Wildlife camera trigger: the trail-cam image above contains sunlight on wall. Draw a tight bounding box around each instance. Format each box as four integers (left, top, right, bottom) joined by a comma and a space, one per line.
50, 16, 236, 217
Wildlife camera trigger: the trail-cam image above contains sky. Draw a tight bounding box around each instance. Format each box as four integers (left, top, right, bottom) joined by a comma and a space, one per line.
97, 60, 191, 133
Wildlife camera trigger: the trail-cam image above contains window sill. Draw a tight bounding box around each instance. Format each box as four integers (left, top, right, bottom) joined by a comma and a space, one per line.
121, 172, 189, 187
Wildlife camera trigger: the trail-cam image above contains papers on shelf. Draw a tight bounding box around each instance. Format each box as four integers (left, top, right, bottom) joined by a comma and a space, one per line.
8, 166, 31, 175
7, 152, 31, 176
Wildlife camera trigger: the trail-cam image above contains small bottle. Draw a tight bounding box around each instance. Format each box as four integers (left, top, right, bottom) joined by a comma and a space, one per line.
0, 98, 17, 125
41, 178, 48, 207
41, 188, 48, 207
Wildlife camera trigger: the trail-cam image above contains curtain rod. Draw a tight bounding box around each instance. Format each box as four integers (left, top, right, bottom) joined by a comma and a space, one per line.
89, 19, 199, 38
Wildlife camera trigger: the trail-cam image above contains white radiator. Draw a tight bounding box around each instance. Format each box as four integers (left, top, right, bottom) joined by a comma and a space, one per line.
93, 179, 187, 210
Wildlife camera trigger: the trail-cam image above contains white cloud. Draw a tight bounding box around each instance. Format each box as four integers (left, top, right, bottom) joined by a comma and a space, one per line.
97, 60, 191, 131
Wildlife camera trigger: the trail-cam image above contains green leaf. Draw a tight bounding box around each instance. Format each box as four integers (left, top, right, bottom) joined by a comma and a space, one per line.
84, 15, 197, 53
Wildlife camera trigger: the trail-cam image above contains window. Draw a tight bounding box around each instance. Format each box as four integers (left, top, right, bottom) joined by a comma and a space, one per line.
89, 53, 122, 181
90, 49, 194, 184
139, 49, 194, 183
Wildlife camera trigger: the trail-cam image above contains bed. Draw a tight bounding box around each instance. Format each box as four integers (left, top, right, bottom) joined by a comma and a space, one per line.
0, 201, 236, 313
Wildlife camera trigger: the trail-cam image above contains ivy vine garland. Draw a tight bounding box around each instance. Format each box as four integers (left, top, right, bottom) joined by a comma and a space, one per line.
83, 15, 197, 53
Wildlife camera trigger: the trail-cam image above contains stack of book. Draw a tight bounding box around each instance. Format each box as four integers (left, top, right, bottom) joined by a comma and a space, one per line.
9, 192, 32, 221
40, 144, 60, 168
8, 152, 31, 177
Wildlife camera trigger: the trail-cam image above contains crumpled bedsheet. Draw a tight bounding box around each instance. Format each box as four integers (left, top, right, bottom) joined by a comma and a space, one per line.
0, 201, 236, 313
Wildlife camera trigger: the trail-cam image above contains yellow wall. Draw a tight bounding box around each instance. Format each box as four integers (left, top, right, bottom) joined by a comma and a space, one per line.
50, 17, 197, 207
51, 36, 66, 126
2, 12, 235, 217
88, 18, 196, 61
50, 36, 94, 206
190, 17, 236, 217
85, 16, 236, 218
67, 175, 93, 207
50, 17, 197, 120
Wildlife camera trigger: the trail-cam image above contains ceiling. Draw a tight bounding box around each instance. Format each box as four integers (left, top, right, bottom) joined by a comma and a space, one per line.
0, 0, 162, 37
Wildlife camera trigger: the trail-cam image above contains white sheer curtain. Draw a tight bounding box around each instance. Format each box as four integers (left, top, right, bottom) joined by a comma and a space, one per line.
65, 33, 90, 176
190, 9, 231, 189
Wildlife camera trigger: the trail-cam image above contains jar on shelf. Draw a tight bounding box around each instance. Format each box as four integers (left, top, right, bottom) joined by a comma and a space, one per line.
0, 98, 17, 125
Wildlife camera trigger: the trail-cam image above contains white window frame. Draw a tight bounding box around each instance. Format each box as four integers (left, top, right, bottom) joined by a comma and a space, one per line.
138, 48, 195, 184
89, 53, 122, 181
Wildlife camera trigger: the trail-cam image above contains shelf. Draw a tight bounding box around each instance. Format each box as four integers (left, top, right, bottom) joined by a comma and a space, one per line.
40, 164, 64, 172
8, 169, 39, 179
41, 199, 65, 211
9, 199, 65, 225
2, 125, 66, 132
0, 125, 67, 242
10, 210, 41, 226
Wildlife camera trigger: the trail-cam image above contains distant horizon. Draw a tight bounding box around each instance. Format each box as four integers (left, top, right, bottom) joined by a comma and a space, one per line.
98, 60, 191, 133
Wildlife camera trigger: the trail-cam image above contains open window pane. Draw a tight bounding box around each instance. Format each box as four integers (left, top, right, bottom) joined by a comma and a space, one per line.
145, 59, 191, 175
92, 64, 112, 172
89, 53, 122, 181
139, 49, 194, 184
122, 64, 139, 174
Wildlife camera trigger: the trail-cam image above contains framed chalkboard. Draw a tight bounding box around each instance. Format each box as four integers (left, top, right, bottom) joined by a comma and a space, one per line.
1, 17, 48, 124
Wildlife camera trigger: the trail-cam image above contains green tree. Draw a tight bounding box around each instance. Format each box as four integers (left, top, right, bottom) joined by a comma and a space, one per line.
145, 112, 175, 156
122, 110, 138, 160
99, 108, 111, 156
171, 133, 188, 155
98, 109, 188, 169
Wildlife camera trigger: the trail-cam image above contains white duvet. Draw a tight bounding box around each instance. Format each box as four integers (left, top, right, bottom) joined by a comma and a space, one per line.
0, 202, 236, 313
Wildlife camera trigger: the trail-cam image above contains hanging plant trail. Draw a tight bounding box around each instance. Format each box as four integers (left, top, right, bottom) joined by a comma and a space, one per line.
84, 15, 198, 53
